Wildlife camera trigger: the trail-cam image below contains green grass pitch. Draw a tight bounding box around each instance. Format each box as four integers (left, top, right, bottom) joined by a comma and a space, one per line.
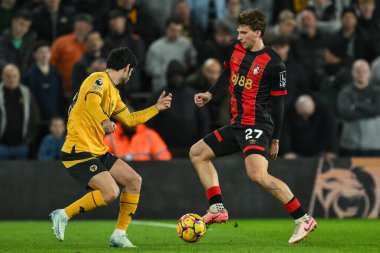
0, 219, 379, 253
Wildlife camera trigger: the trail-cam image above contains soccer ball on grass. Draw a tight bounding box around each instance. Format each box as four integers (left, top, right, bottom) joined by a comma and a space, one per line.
177, 213, 207, 243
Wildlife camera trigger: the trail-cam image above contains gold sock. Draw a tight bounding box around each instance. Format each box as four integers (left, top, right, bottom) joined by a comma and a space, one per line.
65, 190, 106, 219
115, 192, 140, 231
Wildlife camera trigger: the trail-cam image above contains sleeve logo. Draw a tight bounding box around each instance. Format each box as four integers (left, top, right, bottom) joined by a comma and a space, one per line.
95, 78, 103, 86
279, 71, 286, 87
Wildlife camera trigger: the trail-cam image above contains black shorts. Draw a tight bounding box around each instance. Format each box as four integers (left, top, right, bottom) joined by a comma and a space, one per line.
61, 151, 118, 189
203, 124, 273, 159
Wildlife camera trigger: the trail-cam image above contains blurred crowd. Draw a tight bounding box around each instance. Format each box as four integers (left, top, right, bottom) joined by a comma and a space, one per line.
0, 0, 380, 161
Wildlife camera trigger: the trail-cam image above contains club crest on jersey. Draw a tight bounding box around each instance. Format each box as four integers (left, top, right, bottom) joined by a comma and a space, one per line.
95, 78, 103, 86
253, 64, 262, 75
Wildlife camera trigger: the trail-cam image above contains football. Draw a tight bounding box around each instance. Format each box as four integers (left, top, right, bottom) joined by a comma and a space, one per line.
177, 213, 207, 243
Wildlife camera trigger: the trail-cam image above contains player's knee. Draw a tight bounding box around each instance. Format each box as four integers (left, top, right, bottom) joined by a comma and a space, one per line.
102, 185, 120, 203
129, 173, 142, 191
246, 169, 265, 185
189, 143, 205, 163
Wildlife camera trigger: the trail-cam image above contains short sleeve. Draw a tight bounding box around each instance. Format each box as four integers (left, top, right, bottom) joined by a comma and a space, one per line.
269, 61, 287, 96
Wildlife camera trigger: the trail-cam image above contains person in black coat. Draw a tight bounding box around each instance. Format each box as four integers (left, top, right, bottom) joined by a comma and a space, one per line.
281, 94, 337, 159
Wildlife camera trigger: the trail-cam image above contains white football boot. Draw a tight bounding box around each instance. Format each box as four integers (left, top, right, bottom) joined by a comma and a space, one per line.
50, 209, 69, 241
110, 229, 136, 248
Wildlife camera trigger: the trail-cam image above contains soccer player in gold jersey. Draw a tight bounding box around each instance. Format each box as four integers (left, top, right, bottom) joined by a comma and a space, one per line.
49, 47, 172, 248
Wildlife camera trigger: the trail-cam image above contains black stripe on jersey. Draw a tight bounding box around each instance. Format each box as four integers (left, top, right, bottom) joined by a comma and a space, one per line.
85, 91, 102, 101
234, 53, 256, 124
62, 151, 95, 161
112, 106, 127, 116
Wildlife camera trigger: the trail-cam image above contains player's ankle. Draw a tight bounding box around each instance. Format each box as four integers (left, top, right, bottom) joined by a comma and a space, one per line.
113, 228, 126, 236
210, 203, 225, 213
295, 214, 310, 223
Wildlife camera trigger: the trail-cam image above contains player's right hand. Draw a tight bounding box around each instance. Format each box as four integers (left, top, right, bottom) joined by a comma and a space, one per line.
101, 119, 117, 134
194, 92, 212, 107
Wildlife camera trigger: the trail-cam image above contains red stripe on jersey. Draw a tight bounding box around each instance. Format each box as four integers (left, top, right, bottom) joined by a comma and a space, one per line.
242, 53, 271, 125
243, 145, 265, 153
270, 90, 287, 96
229, 43, 246, 124
213, 130, 223, 142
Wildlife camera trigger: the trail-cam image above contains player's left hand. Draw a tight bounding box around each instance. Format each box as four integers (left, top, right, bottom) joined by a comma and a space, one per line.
269, 139, 279, 160
156, 91, 172, 111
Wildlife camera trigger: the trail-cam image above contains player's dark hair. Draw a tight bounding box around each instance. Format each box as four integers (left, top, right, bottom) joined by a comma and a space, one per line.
106, 47, 137, 71
33, 41, 50, 53
13, 9, 33, 22
165, 17, 183, 28
237, 8, 267, 37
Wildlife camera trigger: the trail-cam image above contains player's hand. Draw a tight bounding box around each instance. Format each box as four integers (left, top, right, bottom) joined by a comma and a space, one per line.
101, 119, 117, 134
269, 139, 279, 160
194, 92, 212, 107
156, 91, 172, 111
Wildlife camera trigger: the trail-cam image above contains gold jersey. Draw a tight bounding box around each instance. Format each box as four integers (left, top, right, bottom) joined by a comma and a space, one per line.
62, 71, 158, 156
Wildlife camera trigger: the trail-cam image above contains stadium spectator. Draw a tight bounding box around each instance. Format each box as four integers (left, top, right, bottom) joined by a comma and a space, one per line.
290, 9, 328, 91
147, 60, 210, 150
145, 17, 197, 92
32, 0, 76, 43
0, 0, 16, 35
138, 0, 176, 39
338, 59, 380, 156
171, 0, 204, 49
325, 8, 375, 75
264, 9, 297, 44
215, 0, 242, 39
23, 41, 63, 126
72, 31, 106, 95
307, 0, 341, 33
0, 10, 35, 73
0, 64, 40, 160
104, 122, 171, 161
370, 56, 380, 85
187, 0, 226, 33
242, 0, 275, 24
281, 94, 337, 159
37, 116, 65, 161
185, 58, 227, 128
271, 37, 309, 104
50, 14, 93, 98
103, 9, 144, 94
197, 22, 231, 65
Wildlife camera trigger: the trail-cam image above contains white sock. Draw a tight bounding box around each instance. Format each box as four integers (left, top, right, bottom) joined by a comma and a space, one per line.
210, 203, 225, 212
113, 228, 126, 236
295, 214, 310, 223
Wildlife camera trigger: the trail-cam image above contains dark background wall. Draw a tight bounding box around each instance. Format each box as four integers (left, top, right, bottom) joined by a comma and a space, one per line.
0, 158, 319, 220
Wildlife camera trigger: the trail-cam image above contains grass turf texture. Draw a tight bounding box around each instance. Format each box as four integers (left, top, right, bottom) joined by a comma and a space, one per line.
0, 219, 379, 253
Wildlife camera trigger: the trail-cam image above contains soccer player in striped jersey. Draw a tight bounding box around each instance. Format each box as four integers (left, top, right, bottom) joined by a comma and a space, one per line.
189, 9, 317, 244
49, 47, 172, 247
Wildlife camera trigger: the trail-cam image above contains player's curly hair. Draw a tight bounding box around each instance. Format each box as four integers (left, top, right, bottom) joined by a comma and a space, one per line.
106, 47, 137, 71
237, 8, 267, 37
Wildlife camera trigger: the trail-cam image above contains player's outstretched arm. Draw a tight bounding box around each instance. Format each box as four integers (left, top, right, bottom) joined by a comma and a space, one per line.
194, 92, 212, 107
113, 91, 172, 127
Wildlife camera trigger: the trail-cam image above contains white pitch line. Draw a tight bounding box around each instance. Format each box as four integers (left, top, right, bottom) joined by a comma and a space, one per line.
132, 220, 177, 228
132, 220, 213, 231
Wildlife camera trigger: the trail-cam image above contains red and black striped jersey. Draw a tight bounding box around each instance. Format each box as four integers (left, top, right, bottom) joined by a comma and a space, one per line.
224, 40, 287, 126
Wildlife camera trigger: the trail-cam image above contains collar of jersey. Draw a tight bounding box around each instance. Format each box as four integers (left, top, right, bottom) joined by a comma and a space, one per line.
104, 71, 117, 89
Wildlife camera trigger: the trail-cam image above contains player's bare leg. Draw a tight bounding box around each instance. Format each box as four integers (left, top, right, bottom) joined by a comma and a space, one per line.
245, 154, 317, 243
189, 140, 228, 224
51, 172, 119, 241
108, 159, 142, 248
